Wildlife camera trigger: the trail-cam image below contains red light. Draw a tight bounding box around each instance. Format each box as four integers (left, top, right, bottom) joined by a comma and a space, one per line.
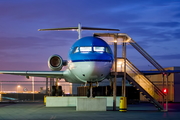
163, 88, 168, 94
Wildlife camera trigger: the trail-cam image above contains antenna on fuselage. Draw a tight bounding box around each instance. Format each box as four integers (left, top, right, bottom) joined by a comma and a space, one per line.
77, 23, 82, 39
38, 23, 120, 39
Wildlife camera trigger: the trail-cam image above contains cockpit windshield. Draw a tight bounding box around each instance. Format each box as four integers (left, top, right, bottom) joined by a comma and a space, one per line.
93, 47, 105, 52
80, 47, 92, 52
72, 46, 111, 54
74, 47, 79, 53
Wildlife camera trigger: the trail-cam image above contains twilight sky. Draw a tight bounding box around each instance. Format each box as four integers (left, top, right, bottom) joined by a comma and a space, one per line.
0, 0, 180, 85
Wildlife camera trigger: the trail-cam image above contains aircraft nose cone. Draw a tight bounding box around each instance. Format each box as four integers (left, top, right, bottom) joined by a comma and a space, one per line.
70, 61, 112, 82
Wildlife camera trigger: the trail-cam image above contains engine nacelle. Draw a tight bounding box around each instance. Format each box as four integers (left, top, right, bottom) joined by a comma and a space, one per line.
48, 54, 64, 71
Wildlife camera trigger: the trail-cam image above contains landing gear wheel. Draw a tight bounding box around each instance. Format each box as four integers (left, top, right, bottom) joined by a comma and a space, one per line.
87, 89, 90, 98
92, 88, 96, 98
57, 86, 63, 96
51, 86, 56, 96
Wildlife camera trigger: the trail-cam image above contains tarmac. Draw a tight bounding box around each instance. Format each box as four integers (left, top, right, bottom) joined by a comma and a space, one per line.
0, 102, 180, 120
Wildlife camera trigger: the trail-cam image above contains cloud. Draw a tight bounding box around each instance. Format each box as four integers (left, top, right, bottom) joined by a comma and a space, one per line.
153, 54, 180, 60
0, 35, 74, 63
0, 0, 179, 71
0, 35, 73, 50
174, 12, 180, 18
154, 22, 180, 27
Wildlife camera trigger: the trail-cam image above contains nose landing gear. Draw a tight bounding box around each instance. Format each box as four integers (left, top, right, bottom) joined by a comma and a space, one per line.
87, 82, 98, 98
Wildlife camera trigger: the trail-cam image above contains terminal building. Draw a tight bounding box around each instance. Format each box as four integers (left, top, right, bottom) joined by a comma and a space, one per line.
145, 67, 180, 102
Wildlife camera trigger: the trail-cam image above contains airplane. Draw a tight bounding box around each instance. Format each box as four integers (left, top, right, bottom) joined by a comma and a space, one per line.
0, 24, 120, 97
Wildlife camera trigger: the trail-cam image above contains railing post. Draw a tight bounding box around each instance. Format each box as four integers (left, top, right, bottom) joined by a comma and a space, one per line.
119, 36, 127, 112
165, 74, 168, 111
113, 34, 118, 111
162, 74, 165, 107
122, 37, 126, 97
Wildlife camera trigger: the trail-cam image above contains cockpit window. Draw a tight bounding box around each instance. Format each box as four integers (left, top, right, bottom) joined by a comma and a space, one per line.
72, 46, 112, 54
106, 47, 111, 53
80, 47, 92, 52
73, 47, 79, 53
93, 47, 105, 52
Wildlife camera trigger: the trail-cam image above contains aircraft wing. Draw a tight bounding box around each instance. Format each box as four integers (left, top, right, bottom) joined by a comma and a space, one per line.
0, 70, 64, 78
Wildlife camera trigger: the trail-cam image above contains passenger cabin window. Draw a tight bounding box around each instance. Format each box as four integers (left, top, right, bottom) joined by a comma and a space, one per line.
93, 47, 105, 52
80, 47, 92, 52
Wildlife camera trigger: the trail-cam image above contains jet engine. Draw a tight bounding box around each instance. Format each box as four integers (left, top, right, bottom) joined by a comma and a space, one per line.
48, 54, 65, 71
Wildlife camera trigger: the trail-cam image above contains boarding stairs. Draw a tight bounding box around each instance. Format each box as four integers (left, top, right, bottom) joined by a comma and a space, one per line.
129, 39, 165, 72
94, 33, 167, 110
114, 58, 166, 110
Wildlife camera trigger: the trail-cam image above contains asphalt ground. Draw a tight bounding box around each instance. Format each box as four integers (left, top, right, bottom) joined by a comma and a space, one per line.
0, 102, 180, 120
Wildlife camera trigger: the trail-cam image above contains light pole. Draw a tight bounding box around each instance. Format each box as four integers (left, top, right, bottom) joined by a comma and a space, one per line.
0, 82, 2, 102
17, 85, 21, 93
17, 85, 21, 100
1, 82, 2, 93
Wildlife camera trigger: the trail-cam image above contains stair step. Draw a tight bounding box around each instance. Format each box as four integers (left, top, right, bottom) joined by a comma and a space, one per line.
127, 76, 164, 111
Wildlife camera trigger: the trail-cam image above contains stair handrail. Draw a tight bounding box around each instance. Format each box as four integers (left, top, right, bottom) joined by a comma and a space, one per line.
129, 39, 165, 72
118, 58, 166, 98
